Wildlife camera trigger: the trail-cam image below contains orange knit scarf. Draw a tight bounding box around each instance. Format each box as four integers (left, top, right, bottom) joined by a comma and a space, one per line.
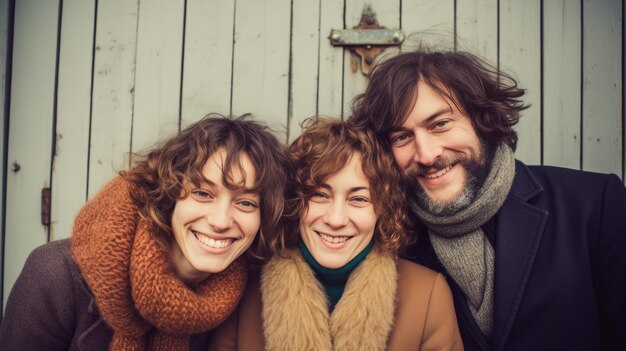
71, 177, 247, 351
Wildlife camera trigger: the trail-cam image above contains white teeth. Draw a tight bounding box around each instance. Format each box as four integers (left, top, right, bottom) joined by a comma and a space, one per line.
317, 232, 350, 244
194, 231, 234, 249
424, 165, 453, 179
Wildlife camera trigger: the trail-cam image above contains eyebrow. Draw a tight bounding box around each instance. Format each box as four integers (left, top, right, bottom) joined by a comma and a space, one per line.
320, 184, 370, 194
200, 179, 259, 196
389, 106, 453, 134
423, 106, 453, 124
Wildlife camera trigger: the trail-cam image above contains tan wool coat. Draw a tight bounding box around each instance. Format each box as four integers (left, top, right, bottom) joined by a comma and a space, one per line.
208, 245, 463, 351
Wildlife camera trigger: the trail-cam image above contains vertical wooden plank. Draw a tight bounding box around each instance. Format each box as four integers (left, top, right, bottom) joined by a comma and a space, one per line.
4, 0, 59, 307
231, 0, 291, 141
0, 0, 11, 309
456, 0, 498, 64
51, 0, 96, 241
132, 0, 184, 153
88, 0, 139, 196
181, 0, 234, 124
343, 0, 400, 119
543, 0, 581, 169
402, 0, 454, 50
288, 0, 321, 142
582, 0, 622, 174
500, 0, 541, 164
317, 0, 344, 119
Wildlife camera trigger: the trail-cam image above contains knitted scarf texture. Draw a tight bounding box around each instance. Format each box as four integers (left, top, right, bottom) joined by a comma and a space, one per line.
71, 176, 247, 351
410, 145, 515, 336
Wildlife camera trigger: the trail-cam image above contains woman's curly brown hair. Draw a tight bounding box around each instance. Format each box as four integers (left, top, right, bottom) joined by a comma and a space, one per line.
275, 117, 413, 255
121, 113, 289, 260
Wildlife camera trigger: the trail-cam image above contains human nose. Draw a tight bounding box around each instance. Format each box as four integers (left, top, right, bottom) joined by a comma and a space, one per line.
207, 201, 233, 232
412, 135, 442, 166
323, 201, 348, 229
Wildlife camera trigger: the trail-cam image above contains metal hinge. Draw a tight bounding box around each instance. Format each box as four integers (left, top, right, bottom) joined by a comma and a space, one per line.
329, 5, 404, 75
41, 187, 51, 226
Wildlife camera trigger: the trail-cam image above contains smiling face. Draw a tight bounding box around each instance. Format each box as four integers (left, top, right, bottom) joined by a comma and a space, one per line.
300, 154, 377, 269
170, 149, 260, 284
389, 81, 490, 215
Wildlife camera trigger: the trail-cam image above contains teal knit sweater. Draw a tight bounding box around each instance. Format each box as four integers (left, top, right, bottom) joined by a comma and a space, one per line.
298, 239, 374, 312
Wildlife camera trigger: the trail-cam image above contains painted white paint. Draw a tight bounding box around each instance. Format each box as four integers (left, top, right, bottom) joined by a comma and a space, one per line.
88, 0, 140, 197
543, 0, 581, 169
131, 0, 184, 155
231, 0, 291, 141
181, 0, 235, 124
51, 0, 96, 242
582, 0, 622, 175
500, 0, 542, 164
4, 0, 59, 308
2, 0, 624, 310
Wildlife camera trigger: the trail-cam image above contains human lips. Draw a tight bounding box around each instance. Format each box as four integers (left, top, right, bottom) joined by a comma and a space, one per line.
192, 230, 235, 249
422, 164, 454, 179
315, 231, 352, 244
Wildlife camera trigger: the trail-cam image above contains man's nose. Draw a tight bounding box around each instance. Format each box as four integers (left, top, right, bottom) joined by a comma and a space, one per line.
412, 135, 442, 166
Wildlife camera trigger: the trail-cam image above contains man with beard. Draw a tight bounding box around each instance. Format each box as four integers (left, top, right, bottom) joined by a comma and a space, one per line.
349, 49, 626, 351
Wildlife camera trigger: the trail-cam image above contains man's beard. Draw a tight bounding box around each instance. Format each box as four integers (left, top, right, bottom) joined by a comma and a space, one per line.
405, 142, 494, 217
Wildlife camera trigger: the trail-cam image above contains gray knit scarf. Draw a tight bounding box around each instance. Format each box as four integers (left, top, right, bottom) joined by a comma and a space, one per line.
409, 144, 515, 336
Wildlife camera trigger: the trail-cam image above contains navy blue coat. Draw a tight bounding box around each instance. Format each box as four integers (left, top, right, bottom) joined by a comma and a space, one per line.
407, 161, 626, 351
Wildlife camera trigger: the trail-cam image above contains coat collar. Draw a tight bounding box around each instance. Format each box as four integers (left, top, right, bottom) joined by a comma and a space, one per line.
260, 245, 397, 351
492, 160, 549, 351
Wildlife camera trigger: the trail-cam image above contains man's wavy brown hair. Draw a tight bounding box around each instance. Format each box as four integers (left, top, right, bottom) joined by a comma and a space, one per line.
350, 48, 527, 150
275, 117, 413, 255
122, 114, 289, 260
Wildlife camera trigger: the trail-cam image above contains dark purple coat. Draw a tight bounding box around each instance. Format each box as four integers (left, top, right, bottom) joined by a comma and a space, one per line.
408, 161, 626, 351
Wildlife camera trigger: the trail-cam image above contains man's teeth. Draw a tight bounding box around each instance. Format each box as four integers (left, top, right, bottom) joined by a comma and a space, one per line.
194, 231, 234, 248
318, 232, 350, 244
423, 165, 453, 179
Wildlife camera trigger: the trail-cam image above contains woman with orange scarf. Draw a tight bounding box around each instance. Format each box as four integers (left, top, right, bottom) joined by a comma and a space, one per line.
0, 115, 289, 351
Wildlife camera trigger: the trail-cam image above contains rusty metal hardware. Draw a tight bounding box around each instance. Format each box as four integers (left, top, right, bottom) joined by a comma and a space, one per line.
329, 6, 404, 75
41, 187, 51, 226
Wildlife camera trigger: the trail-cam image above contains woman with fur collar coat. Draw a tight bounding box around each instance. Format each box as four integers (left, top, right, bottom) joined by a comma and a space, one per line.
0, 115, 290, 351
209, 117, 463, 351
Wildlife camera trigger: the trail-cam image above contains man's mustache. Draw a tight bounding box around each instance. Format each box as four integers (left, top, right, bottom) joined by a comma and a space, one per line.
406, 155, 464, 178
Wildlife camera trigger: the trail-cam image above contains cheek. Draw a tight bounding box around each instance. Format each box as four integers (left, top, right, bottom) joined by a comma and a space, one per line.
354, 208, 378, 234
393, 148, 412, 169
242, 212, 262, 239
301, 203, 326, 227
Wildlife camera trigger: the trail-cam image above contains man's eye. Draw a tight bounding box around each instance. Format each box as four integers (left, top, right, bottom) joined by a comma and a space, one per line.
433, 120, 449, 129
391, 133, 411, 144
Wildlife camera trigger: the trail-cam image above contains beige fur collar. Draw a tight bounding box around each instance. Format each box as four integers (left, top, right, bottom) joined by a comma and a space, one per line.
260, 245, 398, 350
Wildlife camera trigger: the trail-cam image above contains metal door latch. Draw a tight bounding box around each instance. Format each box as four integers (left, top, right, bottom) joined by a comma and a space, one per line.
329, 6, 404, 75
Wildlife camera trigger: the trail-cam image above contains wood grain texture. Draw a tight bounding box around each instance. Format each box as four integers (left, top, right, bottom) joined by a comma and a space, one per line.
543, 0, 582, 169
289, 0, 321, 142
131, 0, 184, 154
231, 0, 291, 141
181, 0, 235, 123
317, 0, 344, 120
456, 0, 498, 64
4, 0, 59, 308
582, 0, 622, 175
88, 0, 139, 196
500, 0, 541, 164
51, 0, 96, 241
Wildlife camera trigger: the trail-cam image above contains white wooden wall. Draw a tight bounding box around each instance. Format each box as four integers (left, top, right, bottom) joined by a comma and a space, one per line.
1, 0, 623, 309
